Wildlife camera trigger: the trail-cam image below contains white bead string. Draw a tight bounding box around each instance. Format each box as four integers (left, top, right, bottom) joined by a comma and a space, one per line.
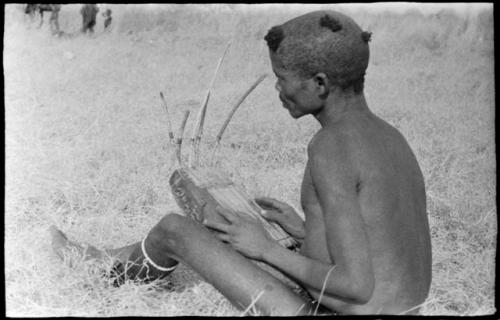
141, 236, 177, 272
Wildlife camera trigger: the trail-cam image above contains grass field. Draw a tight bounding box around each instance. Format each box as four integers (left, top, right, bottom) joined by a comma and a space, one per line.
4, 3, 495, 316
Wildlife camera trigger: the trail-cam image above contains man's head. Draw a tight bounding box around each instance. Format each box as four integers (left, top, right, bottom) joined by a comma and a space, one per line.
265, 10, 371, 94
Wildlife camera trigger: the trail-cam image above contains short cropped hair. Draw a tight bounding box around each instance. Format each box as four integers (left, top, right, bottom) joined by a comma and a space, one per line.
265, 11, 371, 94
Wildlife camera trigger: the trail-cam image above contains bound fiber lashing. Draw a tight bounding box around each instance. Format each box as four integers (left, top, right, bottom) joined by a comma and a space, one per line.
160, 41, 297, 249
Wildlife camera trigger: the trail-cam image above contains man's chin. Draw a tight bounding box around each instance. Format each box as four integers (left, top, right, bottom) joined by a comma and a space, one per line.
288, 109, 303, 119
282, 104, 303, 118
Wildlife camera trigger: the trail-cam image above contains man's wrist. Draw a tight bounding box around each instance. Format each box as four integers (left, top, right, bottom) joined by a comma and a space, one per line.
262, 240, 283, 264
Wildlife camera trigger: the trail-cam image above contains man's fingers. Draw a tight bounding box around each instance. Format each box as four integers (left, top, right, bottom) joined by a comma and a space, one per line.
202, 218, 234, 243
216, 206, 238, 223
213, 231, 232, 243
203, 220, 231, 233
255, 197, 282, 210
257, 197, 293, 212
261, 210, 284, 223
255, 197, 276, 206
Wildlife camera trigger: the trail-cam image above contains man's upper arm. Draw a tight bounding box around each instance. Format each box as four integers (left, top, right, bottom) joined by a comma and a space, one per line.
309, 132, 374, 297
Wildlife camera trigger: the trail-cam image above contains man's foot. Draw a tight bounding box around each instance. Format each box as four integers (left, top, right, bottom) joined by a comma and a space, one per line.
48, 225, 178, 283
49, 225, 109, 264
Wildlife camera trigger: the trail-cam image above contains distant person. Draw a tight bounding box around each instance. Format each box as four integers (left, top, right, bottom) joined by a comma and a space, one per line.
48, 4, 62, 36
50, 10, 432, 315
24, 4, 61, 35
24, 4, 37, 23
102, 8, 112, 30
80, 4, 99, 34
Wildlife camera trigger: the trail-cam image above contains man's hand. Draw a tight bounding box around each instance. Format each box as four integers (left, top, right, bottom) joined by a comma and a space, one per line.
255, 197, 305, 241
203, 206, 276, 261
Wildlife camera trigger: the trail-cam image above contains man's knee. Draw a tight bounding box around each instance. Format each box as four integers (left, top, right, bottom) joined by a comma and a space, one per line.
158, 213, 189, 235
156, 213, 209, 247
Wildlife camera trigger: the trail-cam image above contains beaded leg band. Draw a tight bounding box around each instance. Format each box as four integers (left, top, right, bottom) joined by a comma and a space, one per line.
141, 236, 177, 272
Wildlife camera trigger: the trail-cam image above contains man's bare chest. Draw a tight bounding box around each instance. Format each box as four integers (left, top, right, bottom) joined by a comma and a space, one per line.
300, 162, 321, 214
299, 162, 331, 262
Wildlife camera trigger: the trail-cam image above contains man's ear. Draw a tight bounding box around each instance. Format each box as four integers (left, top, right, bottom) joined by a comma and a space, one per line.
313, 72, 330, 99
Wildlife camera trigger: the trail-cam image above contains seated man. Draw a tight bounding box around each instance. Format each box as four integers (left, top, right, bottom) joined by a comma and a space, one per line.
50, 10, 432, 315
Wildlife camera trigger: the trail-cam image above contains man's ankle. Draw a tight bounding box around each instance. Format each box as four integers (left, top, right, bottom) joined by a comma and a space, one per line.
143, 232, 179, 270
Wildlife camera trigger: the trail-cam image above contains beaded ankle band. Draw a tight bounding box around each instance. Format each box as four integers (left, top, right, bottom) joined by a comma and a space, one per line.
141, 236, 177, 272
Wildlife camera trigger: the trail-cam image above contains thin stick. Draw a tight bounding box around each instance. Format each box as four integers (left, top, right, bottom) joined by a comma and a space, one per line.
175, 110, 190, 168
242, 290, 265, 316
314, 265, 337, 315
159, 91, 175, 146
192, 92, 211, 167
210, 74, 268, 165
189, 40, 232, 167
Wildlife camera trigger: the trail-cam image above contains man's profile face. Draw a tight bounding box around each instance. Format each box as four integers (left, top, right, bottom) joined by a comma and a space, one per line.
270, 53, 319, 119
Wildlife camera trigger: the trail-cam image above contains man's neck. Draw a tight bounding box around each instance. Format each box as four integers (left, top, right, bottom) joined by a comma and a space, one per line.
314, 89, 370, 127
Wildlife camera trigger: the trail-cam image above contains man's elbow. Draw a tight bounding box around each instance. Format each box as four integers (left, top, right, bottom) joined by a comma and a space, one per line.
350, 276, 375, 304
351, 286, 374, 304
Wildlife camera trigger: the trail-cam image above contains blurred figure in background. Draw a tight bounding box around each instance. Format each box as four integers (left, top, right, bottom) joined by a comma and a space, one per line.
81, 3, 99, 34
102, 8, 113, 30
24, 4, 37, 24
48, 4, 62, 36
24, 4, 61, 35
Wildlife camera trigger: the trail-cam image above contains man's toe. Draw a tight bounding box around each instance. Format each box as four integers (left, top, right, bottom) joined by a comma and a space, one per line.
49, 225, 69, 242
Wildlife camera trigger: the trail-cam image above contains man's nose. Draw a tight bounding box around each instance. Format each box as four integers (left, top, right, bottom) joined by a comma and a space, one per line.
275, 81, 282, 92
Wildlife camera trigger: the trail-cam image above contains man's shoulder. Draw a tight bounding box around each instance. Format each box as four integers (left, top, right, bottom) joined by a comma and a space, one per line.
308, 124, 357, 151
307, 127, 355, 163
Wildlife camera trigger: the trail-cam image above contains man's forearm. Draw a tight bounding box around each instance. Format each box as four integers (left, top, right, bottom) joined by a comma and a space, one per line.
262, 241, 369, 304
264, 241, 332, 289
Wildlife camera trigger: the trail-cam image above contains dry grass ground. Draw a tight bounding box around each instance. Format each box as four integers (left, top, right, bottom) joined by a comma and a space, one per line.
4, 3, 495, 316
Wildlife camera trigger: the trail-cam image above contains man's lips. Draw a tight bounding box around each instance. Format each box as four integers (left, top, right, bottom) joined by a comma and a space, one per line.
279, 95, 288, 108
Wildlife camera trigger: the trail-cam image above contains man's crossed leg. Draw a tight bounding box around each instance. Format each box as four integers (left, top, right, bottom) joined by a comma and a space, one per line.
49, 212, 315, 316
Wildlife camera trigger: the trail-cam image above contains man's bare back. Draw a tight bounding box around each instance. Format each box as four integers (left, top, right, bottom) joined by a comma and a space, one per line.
300, 108, 431, 314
